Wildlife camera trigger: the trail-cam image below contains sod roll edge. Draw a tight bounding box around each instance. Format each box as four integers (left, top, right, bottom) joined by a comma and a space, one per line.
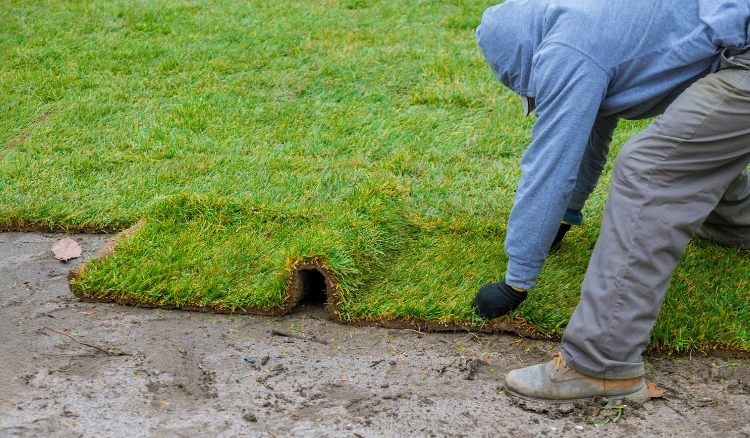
65, 193, 750, 353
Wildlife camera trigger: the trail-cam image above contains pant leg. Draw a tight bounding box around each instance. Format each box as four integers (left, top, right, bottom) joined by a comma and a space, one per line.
561, 52, 750, 379
698, 168, 750, 248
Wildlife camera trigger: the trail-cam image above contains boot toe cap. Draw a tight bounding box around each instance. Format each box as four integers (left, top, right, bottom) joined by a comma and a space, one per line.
503, 363, 548, 399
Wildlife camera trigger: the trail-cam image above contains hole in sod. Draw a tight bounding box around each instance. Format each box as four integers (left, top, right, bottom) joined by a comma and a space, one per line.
298, 268, 328, 305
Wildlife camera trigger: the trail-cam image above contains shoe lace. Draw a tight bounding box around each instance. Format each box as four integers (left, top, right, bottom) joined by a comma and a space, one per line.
553, 352, 568, 371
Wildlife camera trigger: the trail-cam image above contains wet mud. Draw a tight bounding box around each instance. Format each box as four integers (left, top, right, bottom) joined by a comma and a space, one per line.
1, 231, 749, 437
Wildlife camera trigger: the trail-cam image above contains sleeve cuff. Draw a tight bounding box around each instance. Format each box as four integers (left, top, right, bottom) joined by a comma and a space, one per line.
563, 209, 583, 226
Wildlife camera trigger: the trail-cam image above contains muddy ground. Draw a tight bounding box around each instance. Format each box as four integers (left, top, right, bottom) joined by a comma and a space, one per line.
1, 232, 750, 437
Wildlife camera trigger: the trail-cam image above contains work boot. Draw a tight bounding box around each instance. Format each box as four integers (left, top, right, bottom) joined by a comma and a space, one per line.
504, 352, 649, 403
694, 225, 750, 251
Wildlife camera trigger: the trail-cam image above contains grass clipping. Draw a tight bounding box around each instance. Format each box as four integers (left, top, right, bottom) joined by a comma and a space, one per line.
70, 192, 750, 351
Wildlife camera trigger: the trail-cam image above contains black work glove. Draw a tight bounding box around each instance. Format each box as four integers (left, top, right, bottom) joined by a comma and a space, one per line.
550, 222, 572, 250
472, 280, 528, 319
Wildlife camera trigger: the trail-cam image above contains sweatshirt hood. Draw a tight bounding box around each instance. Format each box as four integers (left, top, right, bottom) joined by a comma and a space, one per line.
476, 0, 547, 97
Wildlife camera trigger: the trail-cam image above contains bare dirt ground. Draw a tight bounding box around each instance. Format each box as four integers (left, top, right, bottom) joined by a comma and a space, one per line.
1, 231, 750, 437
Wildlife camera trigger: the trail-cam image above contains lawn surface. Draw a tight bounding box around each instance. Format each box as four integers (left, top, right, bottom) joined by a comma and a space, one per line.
2, 0, 749, 351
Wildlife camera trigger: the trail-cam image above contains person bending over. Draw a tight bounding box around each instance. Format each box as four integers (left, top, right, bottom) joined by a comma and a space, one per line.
474, 0, 750, 402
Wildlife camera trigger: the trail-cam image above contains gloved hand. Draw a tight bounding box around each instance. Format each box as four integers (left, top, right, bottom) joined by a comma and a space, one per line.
550, 222, 572, 250
550, 210, 582, 250
472, 280, 528, 319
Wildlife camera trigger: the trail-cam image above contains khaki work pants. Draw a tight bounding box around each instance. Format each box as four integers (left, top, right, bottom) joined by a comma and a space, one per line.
562, 49, 750, 379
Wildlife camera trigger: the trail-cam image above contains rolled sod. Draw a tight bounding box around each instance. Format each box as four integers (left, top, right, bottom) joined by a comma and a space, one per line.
70, 192, 750, 352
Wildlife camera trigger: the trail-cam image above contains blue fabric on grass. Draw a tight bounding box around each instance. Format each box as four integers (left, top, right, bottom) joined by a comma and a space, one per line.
476, 0, 750, 289
563, 210, 583, 227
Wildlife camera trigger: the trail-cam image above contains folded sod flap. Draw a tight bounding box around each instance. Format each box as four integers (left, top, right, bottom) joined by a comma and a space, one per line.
69, 192, 750, 352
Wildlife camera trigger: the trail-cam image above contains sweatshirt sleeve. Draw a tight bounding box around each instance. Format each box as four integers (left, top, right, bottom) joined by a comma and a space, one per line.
567, 114, 619, 212
504, 44, 609, 290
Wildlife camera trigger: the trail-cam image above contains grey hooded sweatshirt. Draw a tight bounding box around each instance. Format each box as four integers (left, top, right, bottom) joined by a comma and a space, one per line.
477, 0, 750, 289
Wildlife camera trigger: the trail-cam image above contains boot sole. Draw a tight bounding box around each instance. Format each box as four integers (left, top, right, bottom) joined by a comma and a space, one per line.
504, 383, 649, 404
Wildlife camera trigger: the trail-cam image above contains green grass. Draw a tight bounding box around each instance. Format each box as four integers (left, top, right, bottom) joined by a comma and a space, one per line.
2, 0, 749, 351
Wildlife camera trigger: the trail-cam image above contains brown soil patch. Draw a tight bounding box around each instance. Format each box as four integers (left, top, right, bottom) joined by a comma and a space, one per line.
2, 231, 750, 436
